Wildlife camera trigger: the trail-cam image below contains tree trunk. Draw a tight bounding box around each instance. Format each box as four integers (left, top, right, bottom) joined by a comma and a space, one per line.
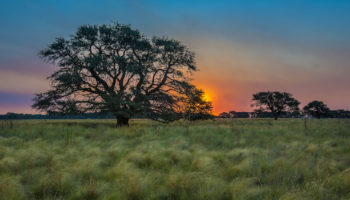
274, 115, 278, 120
116, 115, 129, 127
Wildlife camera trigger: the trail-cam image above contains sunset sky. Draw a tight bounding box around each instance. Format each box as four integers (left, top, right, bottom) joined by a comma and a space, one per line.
1, 0, 350, 114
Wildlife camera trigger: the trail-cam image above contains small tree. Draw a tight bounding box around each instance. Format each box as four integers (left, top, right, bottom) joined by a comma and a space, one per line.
251, 91, 300, 120
32, 22, 198, 127
176, 83, 213, 120
303, 101, 330, 119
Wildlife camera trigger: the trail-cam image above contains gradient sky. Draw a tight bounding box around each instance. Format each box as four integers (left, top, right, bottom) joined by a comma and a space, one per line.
1, 0, 350, 114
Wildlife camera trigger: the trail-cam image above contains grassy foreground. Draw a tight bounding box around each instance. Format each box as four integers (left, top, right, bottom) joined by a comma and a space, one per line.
0, 119, 350, 200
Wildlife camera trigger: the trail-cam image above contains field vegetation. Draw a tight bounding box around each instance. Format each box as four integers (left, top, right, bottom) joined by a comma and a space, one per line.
0, 119, 350, 199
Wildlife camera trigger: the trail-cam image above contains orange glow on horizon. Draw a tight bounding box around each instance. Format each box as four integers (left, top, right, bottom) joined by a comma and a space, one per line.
196, 81, 248, 115
200, 89, 220, 115
202, 92, 211, 102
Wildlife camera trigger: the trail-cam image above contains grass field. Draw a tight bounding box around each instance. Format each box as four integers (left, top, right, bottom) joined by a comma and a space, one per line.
0, 119, 350, 200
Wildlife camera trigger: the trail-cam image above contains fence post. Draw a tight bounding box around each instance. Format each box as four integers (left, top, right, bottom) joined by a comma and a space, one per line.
10, 120, 13, 129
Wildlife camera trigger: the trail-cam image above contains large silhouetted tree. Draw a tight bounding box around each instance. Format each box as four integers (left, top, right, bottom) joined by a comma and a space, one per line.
32, 22, 197, 126
303, 101, 330, 119
251, 91, 300, 120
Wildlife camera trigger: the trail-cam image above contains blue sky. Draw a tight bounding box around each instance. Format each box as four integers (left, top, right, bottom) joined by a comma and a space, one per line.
1, 0, 350, 113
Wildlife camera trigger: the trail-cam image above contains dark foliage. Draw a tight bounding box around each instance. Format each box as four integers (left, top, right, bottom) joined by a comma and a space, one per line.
251, 111, 301, 118
32, 22, 197, 126
303, 101, 331, 119
176, 83, 214, 120
0, 112, 114, 120
330, 110, 350, 118
218, 111, 250, 118
251, 91, 300, 120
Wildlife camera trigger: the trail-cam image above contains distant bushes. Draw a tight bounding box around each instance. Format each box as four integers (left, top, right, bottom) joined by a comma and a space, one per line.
218, 111, 250, 118
0, 112, 115, 120
218, 110, 350, 119
3, 110, 349, 120
2, 109, 349, 120
330, 109, 350, 118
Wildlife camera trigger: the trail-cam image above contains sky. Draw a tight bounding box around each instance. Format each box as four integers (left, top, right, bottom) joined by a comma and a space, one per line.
0, 0, 350, 114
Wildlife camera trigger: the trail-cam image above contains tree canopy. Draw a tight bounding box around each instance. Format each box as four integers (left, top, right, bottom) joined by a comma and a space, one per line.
251, 91, 300, 120
303, 100, 330, 119
32, 22, 199, 126
176, 84, 213, 121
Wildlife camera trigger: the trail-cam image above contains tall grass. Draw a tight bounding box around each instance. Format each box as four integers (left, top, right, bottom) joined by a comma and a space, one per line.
0, 119, 349, 199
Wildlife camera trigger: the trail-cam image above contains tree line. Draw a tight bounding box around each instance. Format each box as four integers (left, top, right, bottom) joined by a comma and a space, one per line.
0, 112, 114, 120
219, 91, 350, 120
2, 106, 349, 120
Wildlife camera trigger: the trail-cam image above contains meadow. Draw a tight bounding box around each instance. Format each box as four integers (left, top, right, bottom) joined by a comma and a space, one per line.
0, 119, 350, 200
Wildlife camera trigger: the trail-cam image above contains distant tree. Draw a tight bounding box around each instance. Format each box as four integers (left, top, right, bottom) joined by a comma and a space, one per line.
218, 112, 230, 118
176, 83, 213, 120
251, 91, 300, 120
32, 22, 198, 127
303, 101, 330, 119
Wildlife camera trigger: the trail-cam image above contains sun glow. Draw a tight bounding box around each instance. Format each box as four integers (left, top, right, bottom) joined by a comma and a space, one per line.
202, 92, 211, 102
